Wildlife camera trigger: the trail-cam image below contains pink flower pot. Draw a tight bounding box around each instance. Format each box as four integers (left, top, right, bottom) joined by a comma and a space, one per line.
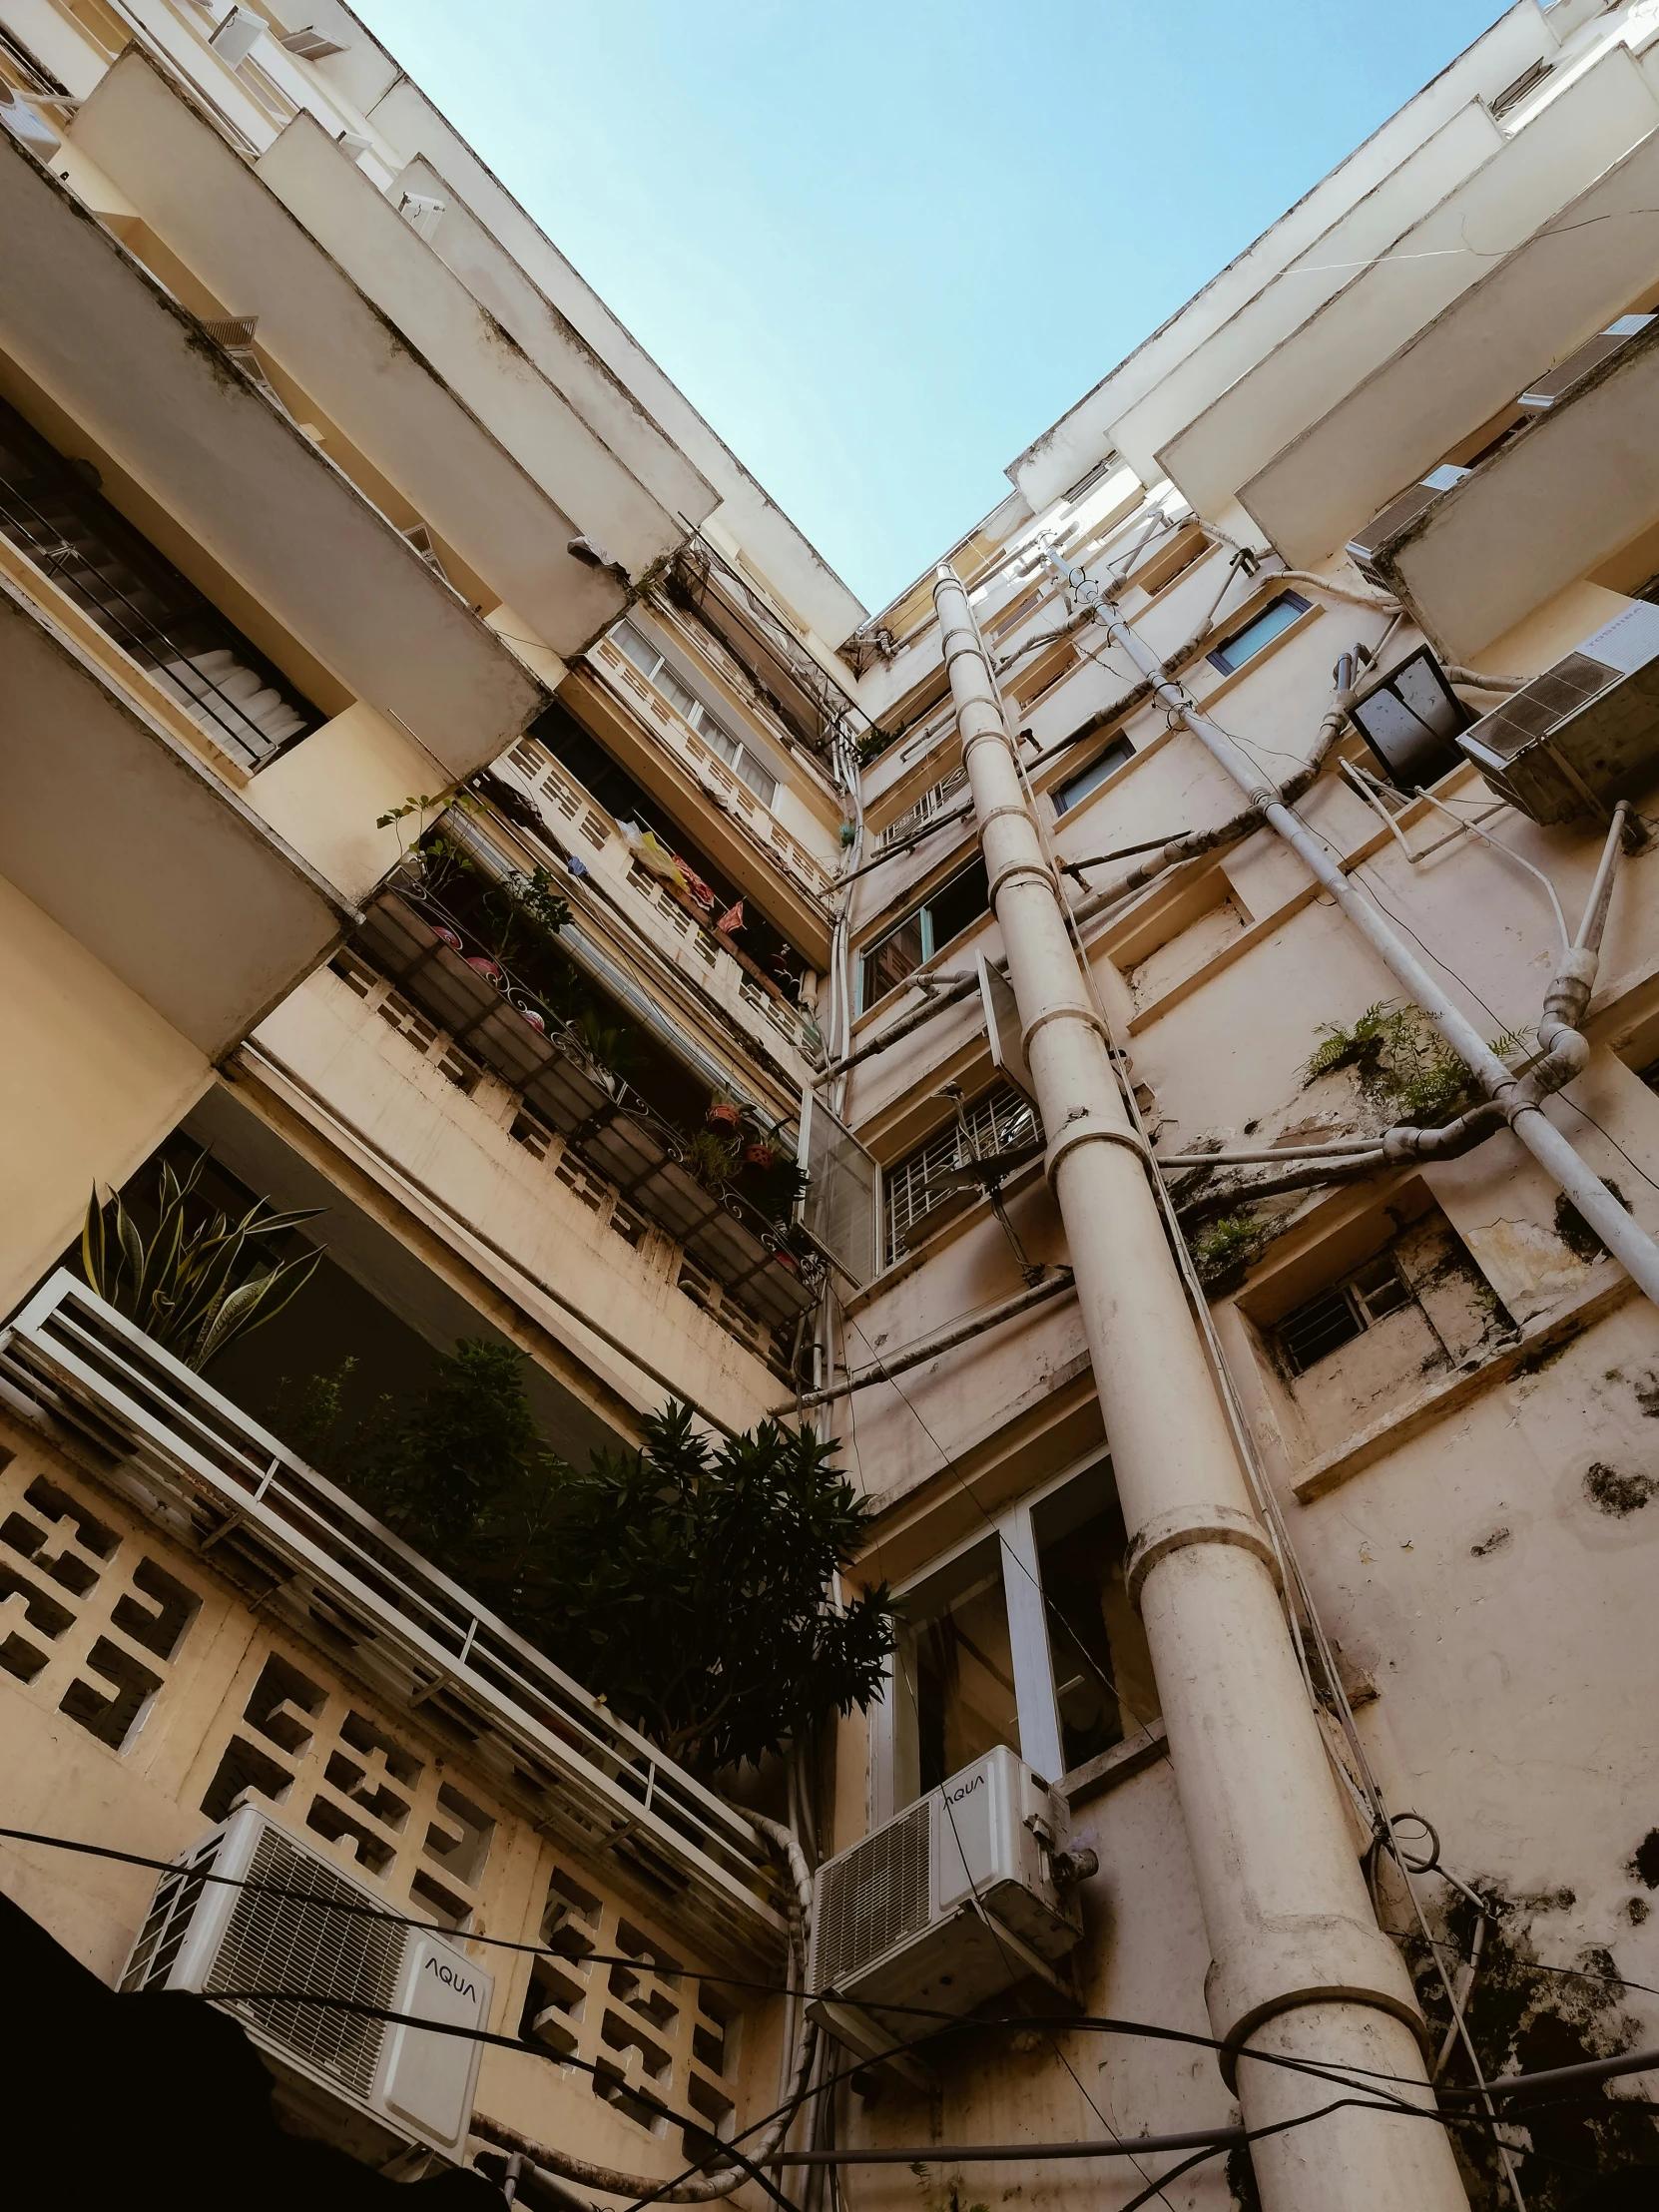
465, 955, 503, 984
519, 1006, 546, 1033
431, 924, 462, 952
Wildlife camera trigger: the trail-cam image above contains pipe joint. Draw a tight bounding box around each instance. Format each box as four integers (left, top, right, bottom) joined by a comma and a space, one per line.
1205, 1916, 1433, 2092
989, 859, 1063, 906
1043, 1104, 1147, 1186
1125, 1502, 1281, 1611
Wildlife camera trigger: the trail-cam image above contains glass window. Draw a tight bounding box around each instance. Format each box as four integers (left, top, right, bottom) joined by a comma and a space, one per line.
611, 619, 659, 677
1206, 591, 1311, 676
736, 751, 778, 807
1054, 736, 1134, 817
859, 857, 990, 1009
902, 1538, 1020, 1796
1034, 1469, 1160, 1774
604, 620, 786, 809
927, 855, 990, 947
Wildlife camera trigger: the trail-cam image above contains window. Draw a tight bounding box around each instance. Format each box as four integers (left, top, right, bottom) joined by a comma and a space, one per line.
1034, 1469, 1159, 1775
1206, 591, 1310, 676
876, 1458, 1159, 1815
0, 397, 319, 770
1277, 1253, 1411, 1375
1053, 735, 1134, 817
878, 764, 968, 850
610, 620, 780, 807
908, 1537, 1020, 1794
858, 856, 990, 1008
882, 1082, 1039, 1263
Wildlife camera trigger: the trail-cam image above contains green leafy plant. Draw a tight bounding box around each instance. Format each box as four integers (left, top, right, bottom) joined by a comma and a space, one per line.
746, 1151, 810, 1223
374, 793, 443, 836
1191, 1214, 1260, 1280
479, 864, 572, 963
80, 1156, 322, 1373
352, 1339, 555, 1562
574, 1005, 645, 1086
1304, 1000, 1474, 1125
682, 1127, 741, 1191
487, 1400, 896, 1773
338, 1351, 895, 1774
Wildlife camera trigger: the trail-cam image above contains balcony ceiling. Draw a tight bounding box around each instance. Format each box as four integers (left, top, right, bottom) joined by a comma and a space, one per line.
0, 124, 545, 779
1240, 121, 1659, 567
1374, 314, 1659, 662
0, 573, 349, 1055
1155, 42, 1659, 519
71, 51, 677, 649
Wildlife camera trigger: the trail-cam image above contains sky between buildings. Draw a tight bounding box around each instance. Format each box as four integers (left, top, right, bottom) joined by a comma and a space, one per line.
353, 0, 1506, 617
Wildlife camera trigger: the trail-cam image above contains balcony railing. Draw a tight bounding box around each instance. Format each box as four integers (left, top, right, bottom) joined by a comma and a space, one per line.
0, 394, 318, 770
352, 869, 824, 1337
588, 634, 835, 902
0, 1270, 790, 1965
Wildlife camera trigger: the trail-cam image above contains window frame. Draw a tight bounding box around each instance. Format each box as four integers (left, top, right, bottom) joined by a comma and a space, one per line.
1205, 590, 1311, 676
609, 619, 783, 807
1052, 734, 1135, 818
856, 855, 990, 1012
867, 1452, 1150, 1826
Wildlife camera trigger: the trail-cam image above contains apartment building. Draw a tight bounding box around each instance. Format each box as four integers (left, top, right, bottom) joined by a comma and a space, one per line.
5, 0, 1659, 2208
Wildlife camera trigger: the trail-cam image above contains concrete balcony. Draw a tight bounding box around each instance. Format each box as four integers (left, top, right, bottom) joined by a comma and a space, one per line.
571, 648, 835, 970
1156, 39, 1659, 518
1369, 312, 1659, 662
0, 1266, 788, 1967
0, 119, 544, 779
0, 557, 348, 1056
349, 875, 823, 1340
1240, 121, 1659, 566
70, 50, 692, 652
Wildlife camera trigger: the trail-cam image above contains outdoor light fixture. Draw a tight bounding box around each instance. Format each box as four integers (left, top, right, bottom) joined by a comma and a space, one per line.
1347, 645, 1469, 790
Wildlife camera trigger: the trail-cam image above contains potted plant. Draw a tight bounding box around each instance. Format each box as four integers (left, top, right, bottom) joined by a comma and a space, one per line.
706, 1095, 742, 1133
744, 1138, 778, 1171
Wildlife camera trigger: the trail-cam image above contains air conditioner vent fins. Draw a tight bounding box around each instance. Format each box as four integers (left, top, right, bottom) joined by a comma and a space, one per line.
814, 1798, 930, 1992
206, 1824, 402, 2100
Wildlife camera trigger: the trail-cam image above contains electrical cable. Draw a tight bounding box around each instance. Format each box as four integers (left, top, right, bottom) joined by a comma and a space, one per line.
18, 1817, 1652, 2154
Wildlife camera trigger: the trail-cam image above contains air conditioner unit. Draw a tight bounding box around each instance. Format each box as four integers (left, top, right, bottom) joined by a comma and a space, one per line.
119, 1808, 492, 2168
1456, 600, 1659, 826
805, 1747, 1085, 2069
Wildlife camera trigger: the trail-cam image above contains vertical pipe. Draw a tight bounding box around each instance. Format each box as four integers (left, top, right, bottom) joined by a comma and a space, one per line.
932, 566, 1467, 2212
1051, 553, 1659, 1308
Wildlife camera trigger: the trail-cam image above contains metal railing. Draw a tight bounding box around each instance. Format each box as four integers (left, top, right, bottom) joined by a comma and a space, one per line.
0, 1270, 790, 1963
0, 451, 312, 769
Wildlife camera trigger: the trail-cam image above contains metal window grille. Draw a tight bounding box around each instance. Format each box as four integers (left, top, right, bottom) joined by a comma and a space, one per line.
0, 396, 316, 769
883, 1085, 1041, 1264
878, 766, 969, 850
1278, 1253, 1412, 1375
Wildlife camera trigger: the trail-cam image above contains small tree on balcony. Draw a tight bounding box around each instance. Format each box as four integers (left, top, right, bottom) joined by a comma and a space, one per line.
346, 1348, 893, 1776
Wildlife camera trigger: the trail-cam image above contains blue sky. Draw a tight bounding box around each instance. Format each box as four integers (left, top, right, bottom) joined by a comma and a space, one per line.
352, 1, 1505, 614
